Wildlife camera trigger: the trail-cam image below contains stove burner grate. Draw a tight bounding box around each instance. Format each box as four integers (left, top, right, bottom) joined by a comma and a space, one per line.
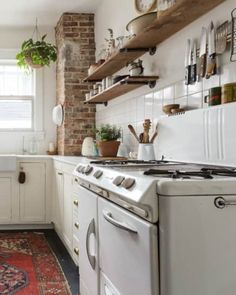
144, 169, 213, 179
201, 167, 236, 177
144, 167, 236, 179
90, 159, 169, 165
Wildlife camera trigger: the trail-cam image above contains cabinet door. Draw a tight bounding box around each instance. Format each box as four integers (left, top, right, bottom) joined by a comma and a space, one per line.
19, 162, 46, 222
0, 178, 12, 223
54, 170, 64, 234
62, 172, 73, 250
78, 185, 99, 295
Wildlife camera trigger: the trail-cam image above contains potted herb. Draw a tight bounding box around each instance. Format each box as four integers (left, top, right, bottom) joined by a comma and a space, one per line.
16, 34, 57, 70
95, 124, 121, 157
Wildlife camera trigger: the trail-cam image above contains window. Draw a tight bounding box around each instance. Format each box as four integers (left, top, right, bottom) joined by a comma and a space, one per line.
0, 61, 34, 130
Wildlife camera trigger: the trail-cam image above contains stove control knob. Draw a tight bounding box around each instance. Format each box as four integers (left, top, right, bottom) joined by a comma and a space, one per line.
93, 170, 103, 179
77, 165, 82, 173
121, 178, 136, 189
84, 165, 93, 175
113, 176, 125, 186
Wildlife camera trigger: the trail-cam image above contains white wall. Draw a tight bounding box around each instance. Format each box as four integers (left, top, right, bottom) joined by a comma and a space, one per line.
0, 26, 56, 154
94, 0, 236, 156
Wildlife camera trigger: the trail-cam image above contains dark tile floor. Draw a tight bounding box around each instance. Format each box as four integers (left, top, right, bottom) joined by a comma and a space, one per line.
0, 229, 79, 295
44, 229, 79, 295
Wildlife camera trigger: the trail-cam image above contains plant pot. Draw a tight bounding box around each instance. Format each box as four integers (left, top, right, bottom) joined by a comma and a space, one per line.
97, 140, 120, 157
24, 50, 43, 69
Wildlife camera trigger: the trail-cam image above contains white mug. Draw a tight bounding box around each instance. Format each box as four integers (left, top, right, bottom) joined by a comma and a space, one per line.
137, 143, 155, 161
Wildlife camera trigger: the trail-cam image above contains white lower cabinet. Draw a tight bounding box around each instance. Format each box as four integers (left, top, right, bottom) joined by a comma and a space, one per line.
63, 172, 73, 250
53, 161, 75, 255
19, 162, 46, 222
54, 170, 64, 233
0, 178, 13, 223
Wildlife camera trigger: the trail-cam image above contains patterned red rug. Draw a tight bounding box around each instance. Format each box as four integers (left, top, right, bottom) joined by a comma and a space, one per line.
0, 232, 71, 295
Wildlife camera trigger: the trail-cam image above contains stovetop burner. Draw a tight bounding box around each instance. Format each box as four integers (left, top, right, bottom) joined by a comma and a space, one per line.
89, 159, 170, 166
144, 167, 236, 179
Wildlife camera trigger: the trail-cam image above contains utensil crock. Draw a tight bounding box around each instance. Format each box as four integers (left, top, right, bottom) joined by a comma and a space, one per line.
137, 143, 155, 161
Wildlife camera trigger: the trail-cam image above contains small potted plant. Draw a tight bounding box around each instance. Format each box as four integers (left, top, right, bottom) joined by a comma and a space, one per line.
95, 124, 121, 157
16, 34, 57, 70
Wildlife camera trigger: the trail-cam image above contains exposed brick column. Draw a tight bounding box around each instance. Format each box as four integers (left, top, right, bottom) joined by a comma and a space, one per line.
55, 13, 96, 155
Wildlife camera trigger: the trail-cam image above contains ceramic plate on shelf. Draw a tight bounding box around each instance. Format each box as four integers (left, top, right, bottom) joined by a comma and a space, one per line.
52, 104, 64, 126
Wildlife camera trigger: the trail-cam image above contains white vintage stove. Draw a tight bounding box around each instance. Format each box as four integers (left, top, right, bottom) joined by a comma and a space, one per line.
73, 103, 236, 295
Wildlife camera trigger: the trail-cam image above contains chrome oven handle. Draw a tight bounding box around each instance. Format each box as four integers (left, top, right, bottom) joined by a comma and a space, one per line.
215, 197, 236, 209
103, 210, 138, 234
86, 218, 96, 270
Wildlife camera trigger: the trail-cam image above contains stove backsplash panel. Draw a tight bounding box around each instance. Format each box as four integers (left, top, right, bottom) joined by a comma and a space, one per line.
156, 103, 236, 167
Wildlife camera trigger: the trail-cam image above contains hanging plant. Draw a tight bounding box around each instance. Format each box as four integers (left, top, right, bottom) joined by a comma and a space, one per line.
16, 20, 57, 70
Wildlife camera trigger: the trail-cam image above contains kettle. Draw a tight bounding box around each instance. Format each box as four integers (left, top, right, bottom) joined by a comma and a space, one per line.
81, 137, 96, 157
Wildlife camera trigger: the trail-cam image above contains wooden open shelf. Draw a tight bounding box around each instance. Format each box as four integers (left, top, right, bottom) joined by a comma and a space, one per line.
84, 76, 159, 104
84, 0, 225, 82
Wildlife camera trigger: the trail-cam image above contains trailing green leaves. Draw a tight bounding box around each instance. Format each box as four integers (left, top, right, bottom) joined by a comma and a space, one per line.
16, 35, 57, 70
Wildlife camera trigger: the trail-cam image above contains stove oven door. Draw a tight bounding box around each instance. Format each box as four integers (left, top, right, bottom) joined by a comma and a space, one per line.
98, 197, 159, 295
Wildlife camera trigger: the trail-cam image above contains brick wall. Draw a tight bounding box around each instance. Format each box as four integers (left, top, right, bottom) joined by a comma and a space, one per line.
55, 13, 96, 155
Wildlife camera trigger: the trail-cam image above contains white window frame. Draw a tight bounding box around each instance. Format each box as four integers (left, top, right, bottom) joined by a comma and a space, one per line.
0, 49, 44, 133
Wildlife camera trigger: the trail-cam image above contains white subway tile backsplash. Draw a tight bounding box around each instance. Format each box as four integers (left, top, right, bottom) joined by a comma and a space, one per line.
174, 96, 187, 108
145, 92, 154, 119
202, 74, 220, 91
136, 96, 145, 121
188, 80, 203, 95
175, 80, 187, 98
187, 92, 203, 109
221, 62, 236, 84
96, 59, 236, 153
163, 85, 175, 101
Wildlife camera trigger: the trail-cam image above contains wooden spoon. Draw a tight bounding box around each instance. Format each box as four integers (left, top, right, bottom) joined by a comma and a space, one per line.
139, 133, 144, 143
128, 124, 140, 143
150, 123, 158, 143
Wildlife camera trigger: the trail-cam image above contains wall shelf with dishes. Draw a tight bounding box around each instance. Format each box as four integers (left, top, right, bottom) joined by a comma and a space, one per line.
84, 76, 159, 105
83, 0, 225, 84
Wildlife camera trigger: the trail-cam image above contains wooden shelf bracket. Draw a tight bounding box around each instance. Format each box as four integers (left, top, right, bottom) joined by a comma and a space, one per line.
120, 79, 157, 89
120, 46, 157, 56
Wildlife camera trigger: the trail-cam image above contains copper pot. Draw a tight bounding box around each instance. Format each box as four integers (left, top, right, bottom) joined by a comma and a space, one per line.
97, 140, 120, 157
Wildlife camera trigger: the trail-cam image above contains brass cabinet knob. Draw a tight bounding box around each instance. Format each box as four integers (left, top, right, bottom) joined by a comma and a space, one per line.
73, 200, 78, 206
74, 248, 79, 255
74, 222, 79, 229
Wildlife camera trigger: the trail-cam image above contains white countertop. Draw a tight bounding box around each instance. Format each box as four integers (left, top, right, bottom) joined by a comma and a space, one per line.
0, 154, 92, 167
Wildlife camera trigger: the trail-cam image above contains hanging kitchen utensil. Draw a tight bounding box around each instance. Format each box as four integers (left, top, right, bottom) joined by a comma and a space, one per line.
128, 124, 140, 143
197, 27, 207, 81
185, 39, 191, 85
231, 8, 236, 62
206, 21, 216, 79
216, 21, 228, 55
190, 40, 197, 84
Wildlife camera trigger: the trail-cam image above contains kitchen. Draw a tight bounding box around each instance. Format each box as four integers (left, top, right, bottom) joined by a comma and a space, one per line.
0, 0, 236, 294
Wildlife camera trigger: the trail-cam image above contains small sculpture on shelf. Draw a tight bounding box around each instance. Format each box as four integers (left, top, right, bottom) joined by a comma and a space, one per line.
104, 28, 116, 59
